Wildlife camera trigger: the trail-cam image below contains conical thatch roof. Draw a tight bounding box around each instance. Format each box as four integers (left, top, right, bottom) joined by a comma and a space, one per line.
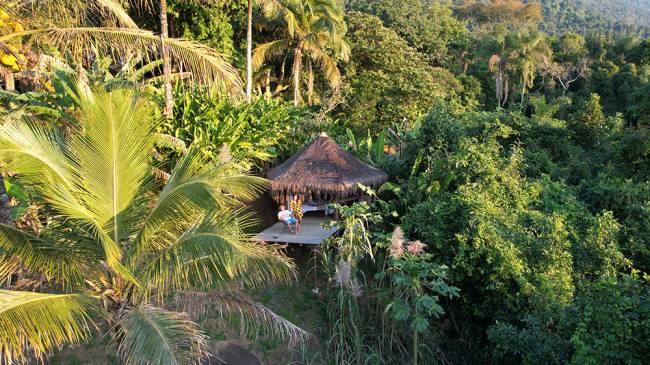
267, 132, 388, 203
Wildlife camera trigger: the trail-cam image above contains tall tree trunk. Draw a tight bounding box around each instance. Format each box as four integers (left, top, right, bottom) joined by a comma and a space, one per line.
245, 0, 253, 103
0, 174, 9, 225
2, 69, 14, 92
521, 78, 526, 107
561, 80, 569, 96
306, 58, 314, 106
279, 55, 287, 84
495, 72, 502, 107
292, 45, 302, 106
160, 0, 173, 118
413, 329, 418, 365
264, 69, 271, 97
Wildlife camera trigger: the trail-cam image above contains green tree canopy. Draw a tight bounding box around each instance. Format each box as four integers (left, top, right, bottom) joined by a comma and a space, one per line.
336, 12, 464, 132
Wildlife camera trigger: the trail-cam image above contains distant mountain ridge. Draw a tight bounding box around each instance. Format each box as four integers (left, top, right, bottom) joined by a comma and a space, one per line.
529, 0, 650, 37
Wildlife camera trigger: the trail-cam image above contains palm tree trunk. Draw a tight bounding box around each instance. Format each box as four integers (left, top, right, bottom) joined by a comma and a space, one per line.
0, 70, 10, 221
160, 0, 173, 118
0, 174, 9, 225
495, 72, 502, 107
245, 0, 253, 103
307, 58, 314, 106
2, 69, 14, 91
292, 45, 302, 106
280, 55, 286, 85
264, 69, 271, 98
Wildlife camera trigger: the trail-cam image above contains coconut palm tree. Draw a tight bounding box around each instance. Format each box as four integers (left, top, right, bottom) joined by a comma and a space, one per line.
0, 1, 242, 101
0, 84, 306, 364
508, 31, 548, 106
247, 0, 254, 103
253, 0, 350, 106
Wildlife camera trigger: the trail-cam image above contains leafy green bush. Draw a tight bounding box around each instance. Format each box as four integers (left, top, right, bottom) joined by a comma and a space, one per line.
161, 86, 311, 168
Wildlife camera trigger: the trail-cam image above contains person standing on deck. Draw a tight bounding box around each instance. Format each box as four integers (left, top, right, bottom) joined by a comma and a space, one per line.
290, 194, 304, 233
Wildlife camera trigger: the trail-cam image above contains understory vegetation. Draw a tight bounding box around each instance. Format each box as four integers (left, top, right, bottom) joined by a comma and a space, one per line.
0, 0, 650, 364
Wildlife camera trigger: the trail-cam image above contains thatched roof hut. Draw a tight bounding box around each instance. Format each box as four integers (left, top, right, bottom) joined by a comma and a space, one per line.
267, 132, 388, 204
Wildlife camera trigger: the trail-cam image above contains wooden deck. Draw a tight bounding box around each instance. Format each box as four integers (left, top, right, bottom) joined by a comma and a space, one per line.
252, 216, 338, 245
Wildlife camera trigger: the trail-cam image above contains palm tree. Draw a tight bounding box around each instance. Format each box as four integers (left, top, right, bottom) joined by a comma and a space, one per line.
247, 0, 254, 103
488, 53, 509, 108
0, 84, 306, 364
0, 1, 242, 100
486, 30, 548, 108
159, 0, 174, 117
253, 0, 350, 106
508, 31, 548, 106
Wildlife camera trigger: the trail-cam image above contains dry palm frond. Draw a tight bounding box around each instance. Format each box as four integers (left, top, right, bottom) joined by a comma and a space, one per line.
154, 133, 187, 154
488, 54, 502, 72
152, 167, 171, 183
0, 27, 243, 95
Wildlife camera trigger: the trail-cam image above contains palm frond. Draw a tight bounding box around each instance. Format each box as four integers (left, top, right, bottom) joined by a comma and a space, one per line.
5, 0, 138, 29
145, 71, 193, 85
0, 27, 243, 95
128, 148, 266, 264
252, 39, 289, 71
175, 291, 310, 346
132, 59, 163, 80
155, 133, 187, 154
0, 115, 113, 249
0, 224, 91, 290
304, 44, 341, 88
70, 87, 155, 241
0, 93, 146, 282
0, 112, 75, 189
260, 0, 289, 19
134, 209, 296, 298
115, 304, 208, 365
94, 0, 139, 28
0, 290, 97, 364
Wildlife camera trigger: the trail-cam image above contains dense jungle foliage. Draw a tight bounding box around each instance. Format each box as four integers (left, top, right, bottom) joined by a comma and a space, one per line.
1, 0, 650, 364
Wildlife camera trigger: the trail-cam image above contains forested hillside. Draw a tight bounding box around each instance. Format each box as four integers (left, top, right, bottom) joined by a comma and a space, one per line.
533, 0, 650, 36
1, 0, 649, 364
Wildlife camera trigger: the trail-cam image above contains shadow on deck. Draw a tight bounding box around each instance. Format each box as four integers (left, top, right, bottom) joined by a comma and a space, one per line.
252, 216, 338, 245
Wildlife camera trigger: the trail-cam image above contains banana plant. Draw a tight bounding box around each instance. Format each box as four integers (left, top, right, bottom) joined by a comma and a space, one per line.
345, 128, 386, 166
